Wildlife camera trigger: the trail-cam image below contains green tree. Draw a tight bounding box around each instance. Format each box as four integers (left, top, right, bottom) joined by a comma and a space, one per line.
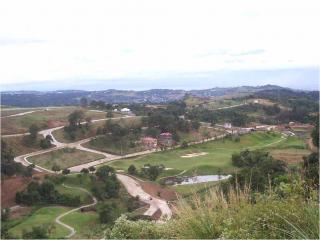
128, 165, 137, 175
68, 110, 85, 128
51, 164, 61, 173
98, 203, 118, 224
96, 165, 115, 181
1, 141, 23, 176
81, 168, 89, 174
181, 141, 188, 148
106, 111, 113, 118
89, 166, 96, 172
80, 97, 88, 107
311, 121, 319, 147
29, 124, 39, 140
1, 208, 10, 222
303, 152, 319, 188
62, 169, 70, 175
148, 166, 160, 181
22, 226, 48, 239
231, 150, 287, 192
104, 175, 120, 198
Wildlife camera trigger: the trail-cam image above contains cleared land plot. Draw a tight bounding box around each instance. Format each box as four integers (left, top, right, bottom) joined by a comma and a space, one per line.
28, 148, 105, 170
270, 149, 310, 165
1, 107, 108, 135
203, 99, 243, 110
108, 132, 284, 177
178, 126, 225, 143
8, 206, 70, 239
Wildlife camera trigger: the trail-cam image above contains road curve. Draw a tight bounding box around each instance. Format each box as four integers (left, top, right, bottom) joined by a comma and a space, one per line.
116, 174, 172, 221
55, 184, 97, 238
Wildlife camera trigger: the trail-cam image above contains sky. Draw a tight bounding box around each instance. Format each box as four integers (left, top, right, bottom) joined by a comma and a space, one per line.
0, 0, 319, 91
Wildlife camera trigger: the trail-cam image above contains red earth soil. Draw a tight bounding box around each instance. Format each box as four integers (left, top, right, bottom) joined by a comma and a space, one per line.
47, 120, 66, 128
1, 172, 48, 208
140, 181, 178, 201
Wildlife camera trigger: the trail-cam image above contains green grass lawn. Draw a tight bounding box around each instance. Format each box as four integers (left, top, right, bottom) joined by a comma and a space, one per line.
107, 132, 284, 177
204, 99, 243, 110
8, 206, 70, 239
1, 107, 111, 135
61, 210, 101, 239
28, 148, 105, 170
55, 184, 92, 204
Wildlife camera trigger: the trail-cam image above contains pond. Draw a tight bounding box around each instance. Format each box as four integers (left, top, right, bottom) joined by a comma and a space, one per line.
175, 175, 232, 185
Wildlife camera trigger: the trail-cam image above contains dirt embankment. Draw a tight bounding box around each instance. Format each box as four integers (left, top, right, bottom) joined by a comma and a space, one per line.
140, 181, 177, 201
1, 173, 47, 208
307, 138, 318, 153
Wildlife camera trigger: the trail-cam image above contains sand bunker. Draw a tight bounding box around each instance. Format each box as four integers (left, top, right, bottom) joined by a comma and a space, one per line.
181, 152, 208, 158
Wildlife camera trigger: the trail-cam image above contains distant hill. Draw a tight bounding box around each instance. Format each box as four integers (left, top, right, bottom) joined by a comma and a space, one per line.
0, 85, 312, 107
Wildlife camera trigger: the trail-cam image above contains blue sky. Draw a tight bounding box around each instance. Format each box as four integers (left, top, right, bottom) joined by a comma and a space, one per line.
0, 0, 319, 91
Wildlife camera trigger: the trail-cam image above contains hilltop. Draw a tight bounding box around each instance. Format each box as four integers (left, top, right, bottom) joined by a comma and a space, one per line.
0, 85, 294, 107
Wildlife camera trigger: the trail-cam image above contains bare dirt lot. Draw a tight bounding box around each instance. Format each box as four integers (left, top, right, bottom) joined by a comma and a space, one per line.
140, 181, 177, 201
270, 149, 311, 164
9, 206, 33, 219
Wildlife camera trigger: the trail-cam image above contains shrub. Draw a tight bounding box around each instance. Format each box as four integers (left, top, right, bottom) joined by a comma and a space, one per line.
81, 168, 89, 174
62, 169, 70, 175
181, 141, 188, 148
108, 215, 174, 239
128, 165, 137, 175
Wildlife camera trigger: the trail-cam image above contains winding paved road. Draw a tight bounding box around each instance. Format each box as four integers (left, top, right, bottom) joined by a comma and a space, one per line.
55, 184, 97, 238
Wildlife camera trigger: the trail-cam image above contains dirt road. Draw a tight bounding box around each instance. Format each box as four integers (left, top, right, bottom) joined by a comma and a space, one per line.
116, 174, 172, 221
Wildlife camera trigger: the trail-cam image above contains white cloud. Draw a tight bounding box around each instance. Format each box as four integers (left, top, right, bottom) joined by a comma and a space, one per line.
0, 0, 319, 85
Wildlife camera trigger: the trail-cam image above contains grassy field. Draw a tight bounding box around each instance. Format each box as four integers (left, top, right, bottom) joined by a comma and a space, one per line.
1, 107, 109, 135
1, 108, 45, 117
52, 115, 141, 143
61, 210, 101, 239
1, 135, 48, 156
8, 206, 70, 239
203, 99, 243, 110
55, 184, 92, 204
169, 181, 220, 197
107, 132, 284, 177
28, 148, 105, 170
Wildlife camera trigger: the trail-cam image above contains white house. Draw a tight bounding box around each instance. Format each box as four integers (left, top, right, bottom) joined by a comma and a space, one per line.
120, 108, 131, 113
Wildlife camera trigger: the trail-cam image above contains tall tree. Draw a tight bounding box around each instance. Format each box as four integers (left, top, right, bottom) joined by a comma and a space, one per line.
80, 97, 88, 107
311, 121, 319, 148
29, 124, 39, 140
68, 110, 85, 128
